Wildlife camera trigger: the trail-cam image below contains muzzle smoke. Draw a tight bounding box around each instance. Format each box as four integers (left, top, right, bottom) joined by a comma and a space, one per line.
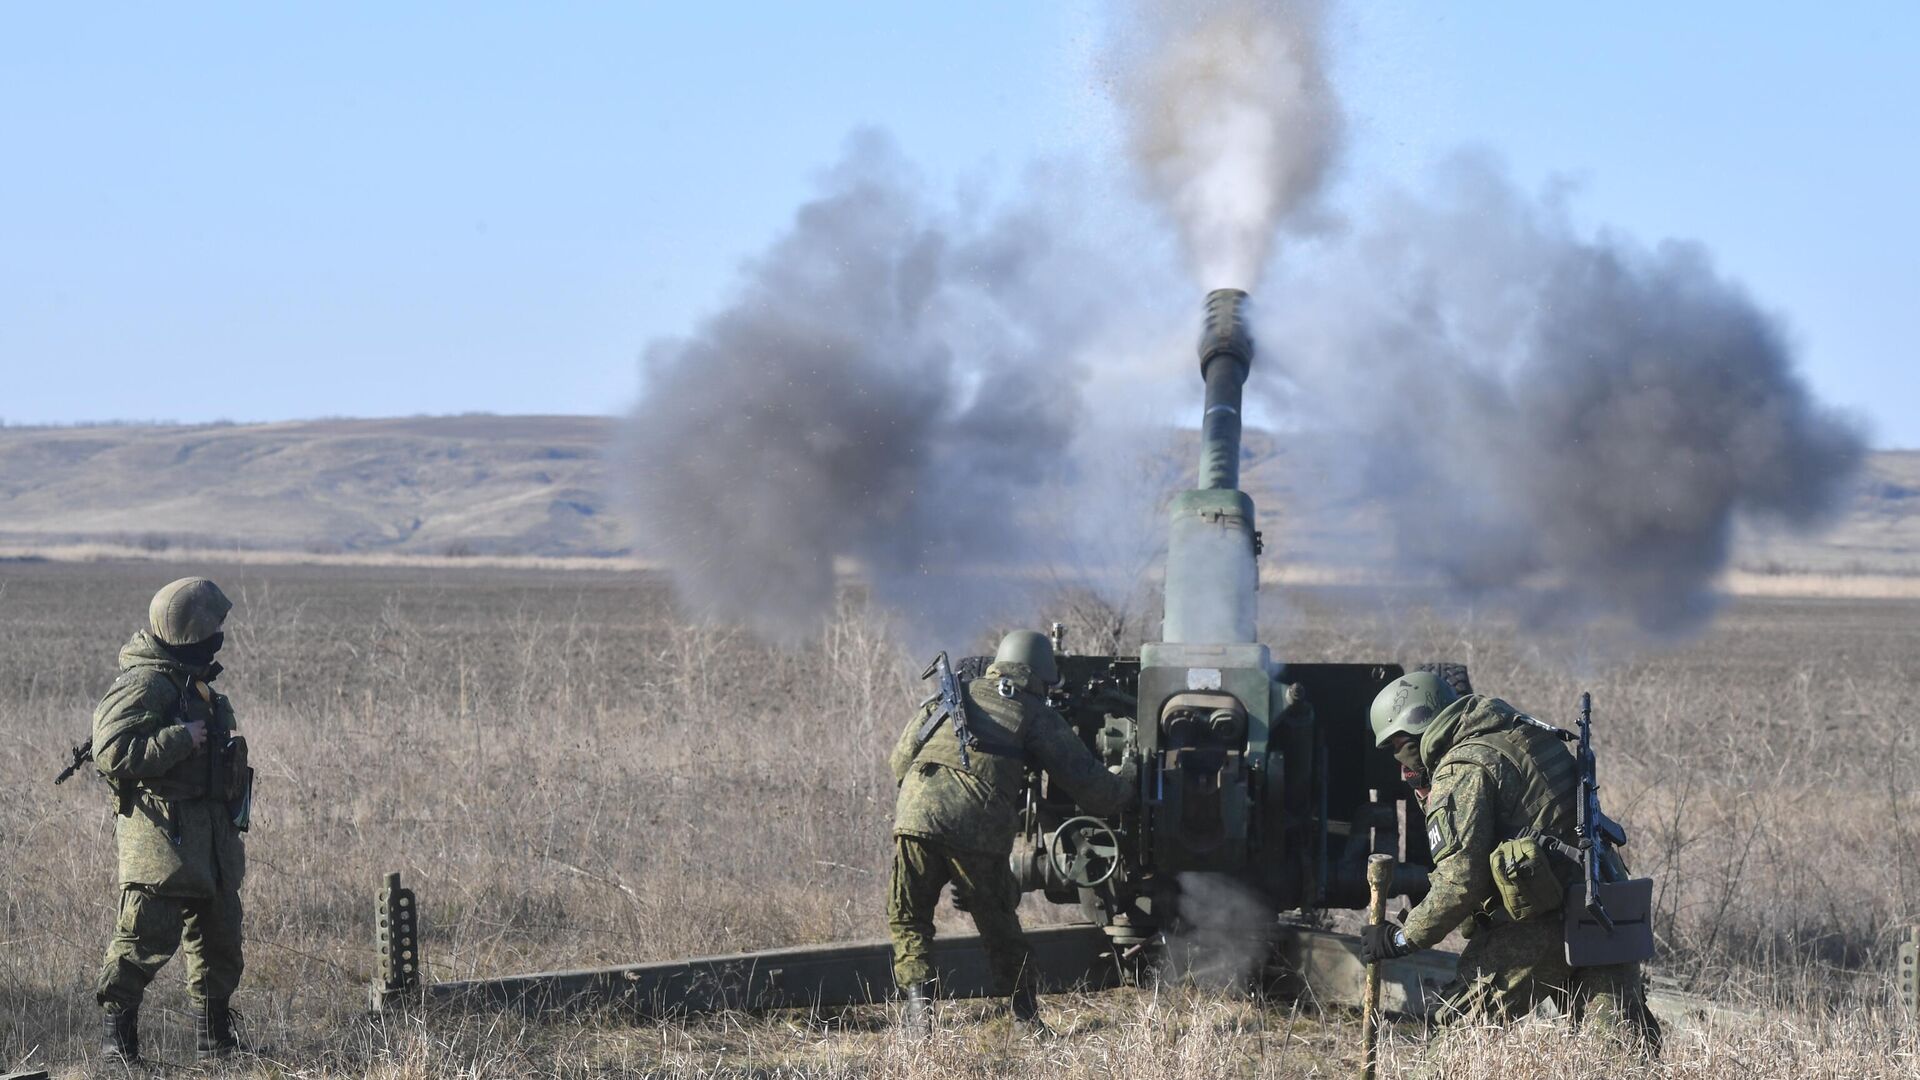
1113, 0, 1341, 290
1105, 0, 1863, 633
1263, 164, 1864, 633
624, 3, 1864, 642
620, 134, 1109, 639
1164, 872, 1276, 990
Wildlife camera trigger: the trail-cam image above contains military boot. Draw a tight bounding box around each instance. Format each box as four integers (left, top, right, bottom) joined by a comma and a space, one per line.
101, 1005, 140, 1065
1010, 986, 1055, 1039
901, 983, 933, 1039
195, 998, 240, 1060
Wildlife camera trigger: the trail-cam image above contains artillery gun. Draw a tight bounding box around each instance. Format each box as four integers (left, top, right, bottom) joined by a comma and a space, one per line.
980, 288, 1443, 977
384, 290, 1465, 1016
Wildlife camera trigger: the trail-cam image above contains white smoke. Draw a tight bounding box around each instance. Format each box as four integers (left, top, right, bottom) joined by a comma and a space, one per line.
1113, 0, 1342, 290
1163, 872, 1277, 990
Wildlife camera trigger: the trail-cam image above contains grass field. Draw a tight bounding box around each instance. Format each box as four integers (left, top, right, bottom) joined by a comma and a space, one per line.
2, 558, 1917, 1077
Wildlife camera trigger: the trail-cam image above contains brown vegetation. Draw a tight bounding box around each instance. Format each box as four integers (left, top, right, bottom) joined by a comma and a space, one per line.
1, 560, 1917, 1076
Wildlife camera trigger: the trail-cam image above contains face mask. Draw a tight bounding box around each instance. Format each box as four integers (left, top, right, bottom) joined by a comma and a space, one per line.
1393, 741, 1427, 785
160, 631, 224, 669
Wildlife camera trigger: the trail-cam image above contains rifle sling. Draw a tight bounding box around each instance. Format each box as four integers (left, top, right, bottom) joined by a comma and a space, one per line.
914, 707, 1023, 759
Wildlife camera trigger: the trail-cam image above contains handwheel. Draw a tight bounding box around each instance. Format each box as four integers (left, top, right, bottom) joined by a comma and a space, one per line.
1047, 816, 1121, 888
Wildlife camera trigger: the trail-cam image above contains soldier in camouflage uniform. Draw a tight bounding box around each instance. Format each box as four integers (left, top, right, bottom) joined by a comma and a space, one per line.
1359, 672, 1660, 1052
92, 578, 250, 1063
888, 630, 1133, 1037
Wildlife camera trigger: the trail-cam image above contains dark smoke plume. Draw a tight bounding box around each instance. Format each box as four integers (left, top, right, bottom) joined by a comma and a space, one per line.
621, 133, 1109, 639
1262, 156, 1866, 632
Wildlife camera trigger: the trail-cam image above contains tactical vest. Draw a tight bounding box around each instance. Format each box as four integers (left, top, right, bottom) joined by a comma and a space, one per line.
1441, 715, 1580, 846
134, 673, 232, 803
908, 674, 1035, 797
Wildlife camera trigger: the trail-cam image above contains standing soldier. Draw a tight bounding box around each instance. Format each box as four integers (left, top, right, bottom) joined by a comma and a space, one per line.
92, 577, 252, 1064
888, 630, 1134, 1038
1359, 671, 1660, 1052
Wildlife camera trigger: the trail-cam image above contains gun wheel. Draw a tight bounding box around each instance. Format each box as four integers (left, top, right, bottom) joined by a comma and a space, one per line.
1415, 662, 1473, 697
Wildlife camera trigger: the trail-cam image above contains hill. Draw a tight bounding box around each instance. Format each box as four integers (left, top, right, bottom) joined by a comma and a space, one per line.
0, 417, 1914, 576
0, 415, 621, 557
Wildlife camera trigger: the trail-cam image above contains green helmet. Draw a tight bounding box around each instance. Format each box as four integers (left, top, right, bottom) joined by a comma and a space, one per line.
148, 577, 232, 646
993, 630, 1058, 690
1368, 671, 1458, 748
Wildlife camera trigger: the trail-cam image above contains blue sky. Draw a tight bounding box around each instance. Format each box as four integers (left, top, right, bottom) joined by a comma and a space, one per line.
3, 3, 1914, 445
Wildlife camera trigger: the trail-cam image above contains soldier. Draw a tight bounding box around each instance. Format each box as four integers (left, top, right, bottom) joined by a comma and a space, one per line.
92, 577, 251, 1064
1358, 672, 1660, 1052
888, 630, 1133, 1038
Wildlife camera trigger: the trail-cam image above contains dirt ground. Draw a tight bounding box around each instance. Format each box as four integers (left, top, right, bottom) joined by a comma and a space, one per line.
2, 558, 1917, 1077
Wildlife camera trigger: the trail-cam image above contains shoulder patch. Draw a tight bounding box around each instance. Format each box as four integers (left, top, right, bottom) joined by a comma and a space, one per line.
1426, 790, 1462, 862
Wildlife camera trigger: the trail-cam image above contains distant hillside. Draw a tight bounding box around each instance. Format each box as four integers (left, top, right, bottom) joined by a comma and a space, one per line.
0, 416, 623, 557
0, 417, 1913, 574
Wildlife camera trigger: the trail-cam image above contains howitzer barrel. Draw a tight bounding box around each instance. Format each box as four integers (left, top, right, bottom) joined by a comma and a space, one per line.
1197, 288, 1253, 491
1164, 289, 1260, 644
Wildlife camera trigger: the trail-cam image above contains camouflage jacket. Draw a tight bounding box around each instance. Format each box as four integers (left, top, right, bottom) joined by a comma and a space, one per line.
1401, 694, 1578, 949
889, 661, 1131, 856
91, 631, 247, 897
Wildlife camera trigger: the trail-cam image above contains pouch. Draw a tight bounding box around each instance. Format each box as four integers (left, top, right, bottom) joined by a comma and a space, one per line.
1490, 835, 1565, 921
220, 735, 250, 801
222, 735, 254, 831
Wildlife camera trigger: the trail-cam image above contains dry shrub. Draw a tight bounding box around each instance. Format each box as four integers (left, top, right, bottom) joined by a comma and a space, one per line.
1, 561, 1917, 1076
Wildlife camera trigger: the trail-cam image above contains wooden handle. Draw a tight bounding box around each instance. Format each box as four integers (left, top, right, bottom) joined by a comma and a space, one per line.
1361, 853, 1396, 1080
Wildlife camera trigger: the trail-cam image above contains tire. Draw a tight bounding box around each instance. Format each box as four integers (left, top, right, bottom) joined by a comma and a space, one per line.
1415, 662, 1473, 697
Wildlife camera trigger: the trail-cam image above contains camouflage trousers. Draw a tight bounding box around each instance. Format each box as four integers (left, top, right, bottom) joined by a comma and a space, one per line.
96, 885, 245, 1010
888, 835, 1032, 994
1432, 916, 1661, 1053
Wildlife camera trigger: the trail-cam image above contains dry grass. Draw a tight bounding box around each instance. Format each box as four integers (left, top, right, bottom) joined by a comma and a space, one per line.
2, 559, 1917, 1077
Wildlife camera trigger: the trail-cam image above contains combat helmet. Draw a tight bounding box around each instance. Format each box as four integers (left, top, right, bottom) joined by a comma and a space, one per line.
1368, 671, 1458, 748
992, 630, 1058, 691
148, 577, 232, 646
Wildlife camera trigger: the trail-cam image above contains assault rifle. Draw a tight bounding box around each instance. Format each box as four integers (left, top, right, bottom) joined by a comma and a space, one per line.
1574, 691, 1629, 931
917, 651, 976, 770
54, 737, 94, 785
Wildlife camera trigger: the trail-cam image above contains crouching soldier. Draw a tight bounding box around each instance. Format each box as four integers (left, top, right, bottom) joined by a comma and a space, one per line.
93, 578, 253, 1063
1360, 671, 1660, 1053
888, 630, 1134, 1038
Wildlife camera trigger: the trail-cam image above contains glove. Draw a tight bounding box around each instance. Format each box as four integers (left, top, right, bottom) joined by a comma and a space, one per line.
1360, 923, 1413, 964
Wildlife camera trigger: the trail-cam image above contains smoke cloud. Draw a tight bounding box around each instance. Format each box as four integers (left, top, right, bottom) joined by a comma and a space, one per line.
620, 133, 1114, 639
1163, 872, 1277, 990
1262, 156, 1867, 632
1113, 0, 1341, 290
622, 1, 1864, 644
